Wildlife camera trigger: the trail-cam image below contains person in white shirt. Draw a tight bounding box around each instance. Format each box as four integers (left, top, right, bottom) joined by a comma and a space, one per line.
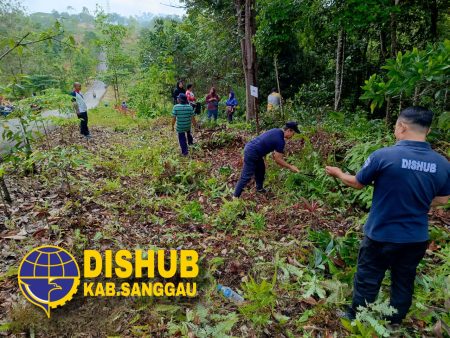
70, 82, 91, 138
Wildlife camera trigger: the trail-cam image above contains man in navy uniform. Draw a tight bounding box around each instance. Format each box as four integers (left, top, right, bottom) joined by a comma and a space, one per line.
234, 122, 300, 198
326, 106, 450, 324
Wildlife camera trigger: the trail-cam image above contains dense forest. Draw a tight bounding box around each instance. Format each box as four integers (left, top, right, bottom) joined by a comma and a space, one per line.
0, 0, 449, 337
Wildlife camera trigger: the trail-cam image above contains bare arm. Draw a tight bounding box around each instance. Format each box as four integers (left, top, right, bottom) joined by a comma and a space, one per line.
191, 116, 197, 129
431, 195, 449, 207
272, 151, 299, 173
171, 117, 176, 131
325, 166, 364, 190
72, 100, 80, 115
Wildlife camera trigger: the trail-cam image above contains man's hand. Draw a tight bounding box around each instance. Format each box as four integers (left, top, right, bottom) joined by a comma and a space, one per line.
273, 151, 299, 172
290, 165, 300, 173
325, 166, 364, 190
171, 116, 176, 132
325, 166, 343, 178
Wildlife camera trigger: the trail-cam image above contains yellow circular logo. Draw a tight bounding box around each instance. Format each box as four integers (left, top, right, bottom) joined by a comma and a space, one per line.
18, 245, 80, 318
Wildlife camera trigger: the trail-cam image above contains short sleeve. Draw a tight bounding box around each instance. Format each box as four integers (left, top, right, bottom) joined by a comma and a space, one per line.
356, 151, 381, 186
172, 107, 177, 117
437, 166, 450, 196
274, 132, 285, 153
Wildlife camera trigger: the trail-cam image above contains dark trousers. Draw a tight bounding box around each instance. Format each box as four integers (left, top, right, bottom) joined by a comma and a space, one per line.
226, 107, 235, 123
234, 150, 265, 197
351, 236, 428, 323
78, 112, 89, 136
178, 131, 193, 156
207, 109, 218, 121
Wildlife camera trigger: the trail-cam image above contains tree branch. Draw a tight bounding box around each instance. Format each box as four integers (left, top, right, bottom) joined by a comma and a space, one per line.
159, 3, 187, 9
0, 32, 30, 61
0, 32, 64, 62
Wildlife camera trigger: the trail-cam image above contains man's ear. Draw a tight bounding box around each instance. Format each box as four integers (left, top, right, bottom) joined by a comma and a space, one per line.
398, 121, 407, 133
426, 128, 431, 135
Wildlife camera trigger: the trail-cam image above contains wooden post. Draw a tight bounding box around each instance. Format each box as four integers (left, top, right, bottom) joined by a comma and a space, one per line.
255, 96, 259, 134
274, 55, 284, 120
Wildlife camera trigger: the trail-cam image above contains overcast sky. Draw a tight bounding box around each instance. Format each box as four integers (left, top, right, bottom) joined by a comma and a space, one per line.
20, 0, 186, 17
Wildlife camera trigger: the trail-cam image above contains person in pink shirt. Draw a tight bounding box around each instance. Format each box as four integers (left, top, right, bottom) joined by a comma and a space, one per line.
186, 84, 196, 104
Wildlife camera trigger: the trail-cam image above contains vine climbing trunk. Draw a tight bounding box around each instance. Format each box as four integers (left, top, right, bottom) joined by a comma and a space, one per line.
334, 29, 345, 111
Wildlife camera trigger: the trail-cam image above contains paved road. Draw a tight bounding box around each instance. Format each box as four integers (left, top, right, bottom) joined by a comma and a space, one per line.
0, 80, 107, 154
0, 51, 108, 154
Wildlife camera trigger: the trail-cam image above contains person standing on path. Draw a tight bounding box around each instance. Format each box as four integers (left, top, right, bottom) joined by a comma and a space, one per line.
172, 93, 197, 156
234, 122, 301, 198
70, 82, 91, 139
205, 87, 220, 122
325, 106, 450, 324
172, 80, 186, 105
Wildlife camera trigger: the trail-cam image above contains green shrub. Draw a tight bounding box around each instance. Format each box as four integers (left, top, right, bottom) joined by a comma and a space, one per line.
243, 211, 266, 231
214, 199, 247, 231
178, 200, 205, 223
240, 276, 277, 329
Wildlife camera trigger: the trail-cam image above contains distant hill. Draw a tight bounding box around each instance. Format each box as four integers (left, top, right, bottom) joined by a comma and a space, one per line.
28, 9, 180, 30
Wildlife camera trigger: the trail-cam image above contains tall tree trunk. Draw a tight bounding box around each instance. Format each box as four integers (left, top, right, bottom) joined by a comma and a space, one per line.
114, 69, 120, 105
390, 0, 400, 57
236, 0, 258, 121
334, 29, 345, 111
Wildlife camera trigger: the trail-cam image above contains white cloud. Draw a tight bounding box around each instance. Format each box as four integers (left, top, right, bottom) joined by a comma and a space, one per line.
20, 0, 185, 17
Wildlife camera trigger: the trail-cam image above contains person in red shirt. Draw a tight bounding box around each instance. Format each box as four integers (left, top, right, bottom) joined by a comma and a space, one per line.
186, 84, 196, 104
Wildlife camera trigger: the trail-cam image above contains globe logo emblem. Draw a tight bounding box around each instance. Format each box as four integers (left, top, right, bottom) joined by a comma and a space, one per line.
18, 245, 80, 318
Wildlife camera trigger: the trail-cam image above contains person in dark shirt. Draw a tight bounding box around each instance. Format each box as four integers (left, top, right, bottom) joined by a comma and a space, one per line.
234, 122, 301, 198
326, 106, 450, 324
172, 81, 186, 105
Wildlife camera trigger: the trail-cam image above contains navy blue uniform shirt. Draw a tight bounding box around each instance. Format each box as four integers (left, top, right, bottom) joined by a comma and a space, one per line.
356, 140, 450, 243
245, 128, 285, 158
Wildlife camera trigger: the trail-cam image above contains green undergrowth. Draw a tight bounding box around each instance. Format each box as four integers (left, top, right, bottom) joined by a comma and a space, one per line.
1, 107, 449, 337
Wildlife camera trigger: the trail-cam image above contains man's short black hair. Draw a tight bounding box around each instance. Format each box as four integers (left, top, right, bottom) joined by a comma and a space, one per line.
187, 84, 193, 90
398, 106, 434, 129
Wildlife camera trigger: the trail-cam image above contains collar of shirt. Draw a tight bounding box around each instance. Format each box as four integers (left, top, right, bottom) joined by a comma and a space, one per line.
395, 140, 431, 149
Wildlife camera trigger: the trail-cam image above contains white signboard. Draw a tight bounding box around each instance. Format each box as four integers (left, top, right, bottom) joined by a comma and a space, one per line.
250, 85, 258, 98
